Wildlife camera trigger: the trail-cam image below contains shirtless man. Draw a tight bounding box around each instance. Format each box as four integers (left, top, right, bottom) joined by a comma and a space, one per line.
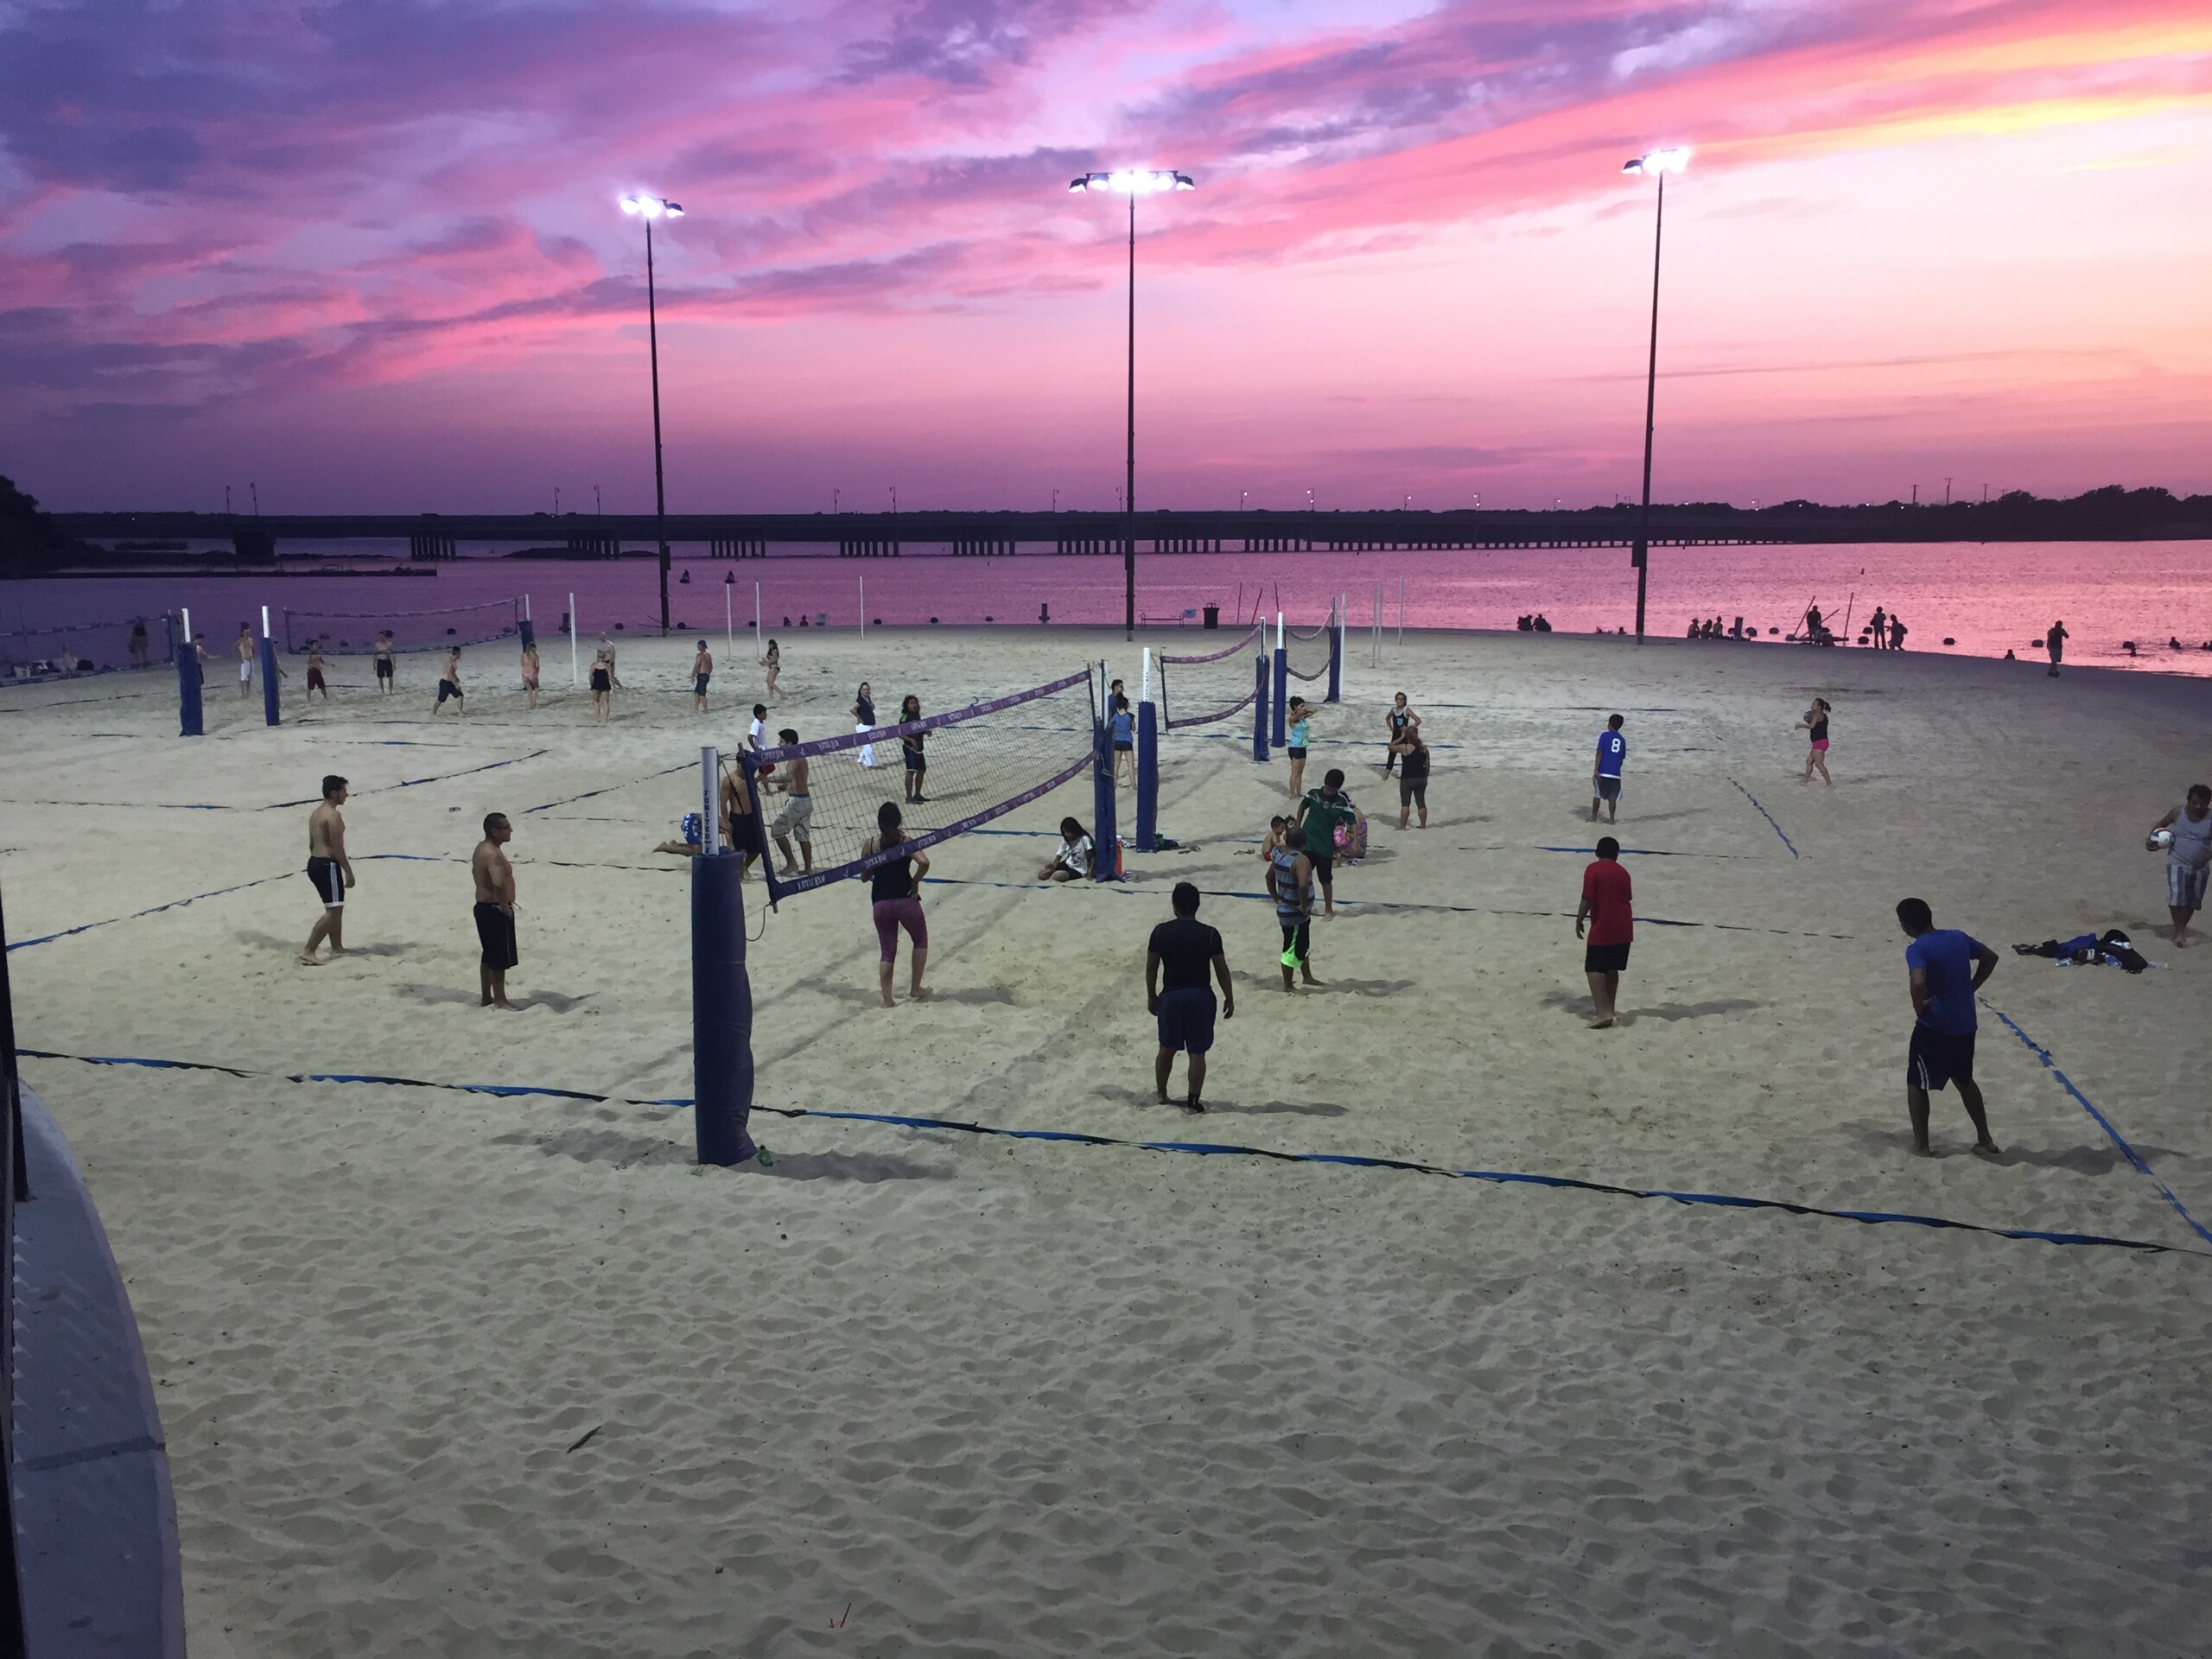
372, 631, 396, 694
300, 775, 355, 964
763, 730, 814, 875
433, 645, 464, 716
233, 624, 256, 697
692, 640, 713, 714
472, 813, 518, 1007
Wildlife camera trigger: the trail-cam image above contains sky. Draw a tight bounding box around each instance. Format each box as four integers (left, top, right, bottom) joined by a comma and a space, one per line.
1, 0, 2207, 515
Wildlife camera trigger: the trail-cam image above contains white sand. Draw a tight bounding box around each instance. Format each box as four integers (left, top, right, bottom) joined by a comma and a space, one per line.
4, 627, 2210, 1656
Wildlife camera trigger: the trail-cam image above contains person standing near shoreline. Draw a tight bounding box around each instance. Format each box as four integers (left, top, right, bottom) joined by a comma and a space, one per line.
472, 813, 518, 1009
2045, 620, 2069, 677
692, 640, 714, 714
300, 775, 354, 965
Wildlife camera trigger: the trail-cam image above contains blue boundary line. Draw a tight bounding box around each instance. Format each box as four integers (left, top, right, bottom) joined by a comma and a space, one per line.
1985, 1003, 2212, 1249
1728, 778, 1800, 858
16, 1046, 2196, 1258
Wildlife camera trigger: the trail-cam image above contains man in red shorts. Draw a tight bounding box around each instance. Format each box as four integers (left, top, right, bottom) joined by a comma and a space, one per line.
1574, 836, 1633, 1029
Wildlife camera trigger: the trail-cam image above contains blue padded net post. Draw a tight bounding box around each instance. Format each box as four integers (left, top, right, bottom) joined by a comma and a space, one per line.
518, 615, 537, 650
1271, 642, 1288, 749
258, 633, 281, 728
175, 624, 202, 738
1135, 699, 1159, 852
1250, 652, 1268, 763
1091, 711, 1117, 881
690, 848, 758, 1166
1326, 603, 1342, 703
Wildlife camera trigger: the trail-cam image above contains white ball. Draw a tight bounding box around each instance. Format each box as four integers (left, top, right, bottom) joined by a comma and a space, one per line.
2152, 829, 2176, 850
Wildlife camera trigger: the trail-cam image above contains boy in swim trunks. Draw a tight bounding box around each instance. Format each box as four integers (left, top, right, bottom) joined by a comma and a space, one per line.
1270, 827, 1319, 989
472, 812, 518, 1007
433, 646, 464, 716
1592, 714, 1625, 823
373, 632, 395, 693
305, 642, 329, 701
300, 775, 354, 964
692, 641, 713, 713
764, 729, 814, 875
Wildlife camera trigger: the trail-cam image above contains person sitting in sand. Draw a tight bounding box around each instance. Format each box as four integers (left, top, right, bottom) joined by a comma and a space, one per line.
432, 646, 464, 717
300, 775, 354, 965
1039, 817, 1093, 882
1147, 881, 1233, 1114
1897, 897, 2000, 1156
653, 767, 760, 877
472, 813, 518, 1008
765, 730, 814, 876
1256, 815, 1290, 861
2148, 784, 2212, 948
861, 802, 929, 1007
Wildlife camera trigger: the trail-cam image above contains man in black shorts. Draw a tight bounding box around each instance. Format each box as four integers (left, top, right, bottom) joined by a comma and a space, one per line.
1897, 897, 1999, 1155
473, 812, 518, 1008
1147, 881, 1234, 1112
300, 775, 354, 965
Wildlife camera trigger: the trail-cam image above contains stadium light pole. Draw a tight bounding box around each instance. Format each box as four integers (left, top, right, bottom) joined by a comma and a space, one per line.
620, 192, 684, 634
1621, 146, 1687, 644
1069, 168, 1196, 641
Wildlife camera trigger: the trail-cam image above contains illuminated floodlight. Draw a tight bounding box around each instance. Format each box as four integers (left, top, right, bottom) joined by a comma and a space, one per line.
1069, 169, 1196, 194
1622, 148, 1689, 176
620, 194, 684, 219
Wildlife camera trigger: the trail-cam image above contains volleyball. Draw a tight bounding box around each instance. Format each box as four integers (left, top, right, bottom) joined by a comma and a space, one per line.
2151, 828, 2175, 850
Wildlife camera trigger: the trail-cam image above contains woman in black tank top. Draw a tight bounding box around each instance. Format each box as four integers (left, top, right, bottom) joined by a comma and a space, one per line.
862, 802, 930, 1004
1797, 697, 1833, 787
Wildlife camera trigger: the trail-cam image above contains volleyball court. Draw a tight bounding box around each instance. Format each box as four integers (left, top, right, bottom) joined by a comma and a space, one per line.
1157, 623, 1264, 728
1, 613, 173, 683
282, 596, 527, 655
730, 668, 1101, 900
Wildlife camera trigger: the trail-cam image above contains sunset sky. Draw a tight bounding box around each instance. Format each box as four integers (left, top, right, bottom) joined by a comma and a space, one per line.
2, 0, 2207, 514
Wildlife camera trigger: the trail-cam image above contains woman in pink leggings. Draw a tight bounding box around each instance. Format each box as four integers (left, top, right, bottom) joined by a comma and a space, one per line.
861, 801, 931, 1007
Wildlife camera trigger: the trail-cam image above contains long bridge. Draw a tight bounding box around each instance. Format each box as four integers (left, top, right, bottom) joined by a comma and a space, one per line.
49, 500, 2209, 562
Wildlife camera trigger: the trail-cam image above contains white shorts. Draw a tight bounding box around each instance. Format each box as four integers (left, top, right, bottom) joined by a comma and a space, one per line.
855, 724, 874, 766
771, 794, 814, 844
238, 659, 253, 680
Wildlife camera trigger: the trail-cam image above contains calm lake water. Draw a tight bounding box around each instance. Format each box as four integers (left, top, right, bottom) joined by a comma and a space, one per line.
6, 538, 2211, 677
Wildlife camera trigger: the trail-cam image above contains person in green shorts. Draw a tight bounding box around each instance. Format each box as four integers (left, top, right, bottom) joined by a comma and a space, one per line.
1298, 768, 1357, 918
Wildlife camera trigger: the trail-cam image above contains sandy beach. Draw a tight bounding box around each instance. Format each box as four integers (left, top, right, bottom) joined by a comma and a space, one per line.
5, 626, 2210, 1656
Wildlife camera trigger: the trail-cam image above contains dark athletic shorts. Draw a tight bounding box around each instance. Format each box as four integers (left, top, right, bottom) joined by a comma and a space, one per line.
1156, 987, 1217, 1055
1596, 776, 1621, 802
1287, 746, 1307, 760
474, 903, 518, 971
904, 749, 925, 772
436, 678, 461, 703
1309, 852, 1333, 885
590, 669, 612, 693
1114, 739, 1133, 752
1399, 777, 1426, 809
694, 674, 710, 696
307, 856, 345, 908
374, 658, 393, 681
1908, 1025, 1974, 1092
1584, 941, 1630, 974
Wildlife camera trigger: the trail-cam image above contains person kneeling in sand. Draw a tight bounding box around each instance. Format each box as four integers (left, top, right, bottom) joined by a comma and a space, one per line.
1147, 881, 1233, 1113
472, 813, 518, 1008
1039, 818, 1092, 882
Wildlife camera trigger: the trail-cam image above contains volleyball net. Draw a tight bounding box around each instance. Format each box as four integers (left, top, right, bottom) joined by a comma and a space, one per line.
730, 668, 1099, 902
1158, 624, 1264, 728
1, 613, 175, 683
1284, 613, 1335, 683
282, 596, 525, 656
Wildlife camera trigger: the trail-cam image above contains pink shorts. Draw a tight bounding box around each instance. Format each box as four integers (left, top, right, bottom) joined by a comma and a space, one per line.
872, 898, 926, 961
1812, 739, 1830, 752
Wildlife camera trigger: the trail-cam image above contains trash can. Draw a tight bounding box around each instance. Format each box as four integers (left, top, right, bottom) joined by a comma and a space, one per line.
1202, 605, 1220, 631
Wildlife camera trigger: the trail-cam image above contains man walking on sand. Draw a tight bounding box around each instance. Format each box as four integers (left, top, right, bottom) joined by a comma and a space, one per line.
2148, 784, 2212, 947
1269, 826, 1320, 990
1147, 881, 1234, 1113
1574, 836, 1633, 1028
1897, 897, 2000, 1156
2045, 619, 2068, 677
233, 623, 256, 697
1298, 769, 1357, 919
473, 813, 518, 1007
692, 640, 713, 714
433, 645, 464, 716
300, 775, 355, 964
1592, 714, 1626, 823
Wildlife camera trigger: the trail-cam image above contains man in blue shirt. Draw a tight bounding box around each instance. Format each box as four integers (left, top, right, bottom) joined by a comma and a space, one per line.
1897, 896, 2001, 1157
1591, 714, 1627, 823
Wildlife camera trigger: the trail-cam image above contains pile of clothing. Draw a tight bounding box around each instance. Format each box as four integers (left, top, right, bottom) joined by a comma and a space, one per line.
2013, 929, 2152, 974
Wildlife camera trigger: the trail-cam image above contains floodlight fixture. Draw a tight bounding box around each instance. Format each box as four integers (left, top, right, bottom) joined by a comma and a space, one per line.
1622, 148, 1689, 177
620, 194, 684, 219
1069, 170, 1195, 195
